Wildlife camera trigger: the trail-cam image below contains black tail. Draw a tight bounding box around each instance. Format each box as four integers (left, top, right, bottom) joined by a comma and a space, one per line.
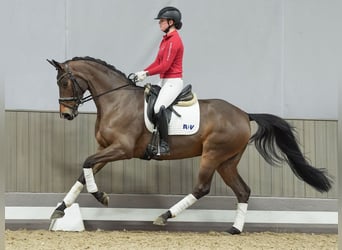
248, 113, 332, 193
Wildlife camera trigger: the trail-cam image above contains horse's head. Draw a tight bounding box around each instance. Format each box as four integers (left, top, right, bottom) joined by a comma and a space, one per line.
47, 59, 88, 120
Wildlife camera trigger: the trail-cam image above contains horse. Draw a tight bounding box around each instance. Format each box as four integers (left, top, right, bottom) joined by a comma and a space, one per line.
47, 56, 332, 234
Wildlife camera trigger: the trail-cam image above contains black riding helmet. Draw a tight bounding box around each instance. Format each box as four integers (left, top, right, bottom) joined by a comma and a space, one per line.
155, 6, 182, 31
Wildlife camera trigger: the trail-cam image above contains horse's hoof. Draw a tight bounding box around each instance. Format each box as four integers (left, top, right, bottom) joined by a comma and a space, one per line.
50, 210, 65, 220
227, 227, 241, 235
153, 216, 167, 226
101, 192, 109, 207
92, 191, 109, 207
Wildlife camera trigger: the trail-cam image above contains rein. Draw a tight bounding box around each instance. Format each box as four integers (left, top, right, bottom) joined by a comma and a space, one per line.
80, 72, 137, 104
80, 83, 131, 104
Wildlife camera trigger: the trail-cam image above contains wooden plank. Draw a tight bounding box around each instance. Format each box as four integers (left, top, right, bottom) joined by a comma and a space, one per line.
133, 158, 146, 194
40, 113, 54, 192
111, 161, 124, 193
123, 159, 136, 193
326, 121, 338, 198
271, 164, 283, 197
144, 160, 159, 194
16, 112, 29, 191
169, 159, 182, 194
63, 114, 80, 190
51, 113, 65, 192
185, 157, 198, 194
28, 112, 42, 192
156, 160, 171, 194
5, 112, 17, 192
259, 159, 272, 197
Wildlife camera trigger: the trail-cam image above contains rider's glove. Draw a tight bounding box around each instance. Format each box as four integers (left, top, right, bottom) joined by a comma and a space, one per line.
134, 71, 148, 82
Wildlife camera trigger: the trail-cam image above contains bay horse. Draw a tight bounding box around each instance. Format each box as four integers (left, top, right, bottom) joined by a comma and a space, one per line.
48, 56, 332, 234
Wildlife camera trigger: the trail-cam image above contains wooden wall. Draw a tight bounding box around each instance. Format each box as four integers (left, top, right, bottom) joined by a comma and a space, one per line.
5, 111, 338, 199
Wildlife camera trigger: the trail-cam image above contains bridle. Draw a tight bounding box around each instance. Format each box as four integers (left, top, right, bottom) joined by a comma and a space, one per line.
57, 64, 86, 112
57, 64, 134, 112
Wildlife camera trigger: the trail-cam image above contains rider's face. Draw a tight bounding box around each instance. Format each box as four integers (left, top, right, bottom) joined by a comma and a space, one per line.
159, 18, 173, 32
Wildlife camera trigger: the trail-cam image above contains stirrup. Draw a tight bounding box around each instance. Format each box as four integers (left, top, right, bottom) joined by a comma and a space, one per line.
157, 140, 170, 156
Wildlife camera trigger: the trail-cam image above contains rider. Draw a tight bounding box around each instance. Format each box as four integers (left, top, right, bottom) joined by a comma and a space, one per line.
135, 6, 184, 155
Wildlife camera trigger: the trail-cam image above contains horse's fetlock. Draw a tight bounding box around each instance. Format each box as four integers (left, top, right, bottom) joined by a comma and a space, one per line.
92, 191, 109, 206
237, 188, 251, 203
91, 191, 102, 201
162, 210, 172, 220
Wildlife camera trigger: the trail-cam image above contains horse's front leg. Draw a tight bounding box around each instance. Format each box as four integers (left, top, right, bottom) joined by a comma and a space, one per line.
51, 144, 131, 219
82, 161, 109, 206
50, 162, 106, 219
154, 159, 216, 226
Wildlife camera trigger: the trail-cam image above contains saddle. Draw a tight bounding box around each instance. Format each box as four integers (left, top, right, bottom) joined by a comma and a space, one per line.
144, 83, 196, 125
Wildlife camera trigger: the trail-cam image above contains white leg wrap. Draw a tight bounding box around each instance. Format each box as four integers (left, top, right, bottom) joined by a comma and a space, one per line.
83, 168, 98, 193
232, 203, 248, 232
63, 181, 84, 207
169, 194, 198, 217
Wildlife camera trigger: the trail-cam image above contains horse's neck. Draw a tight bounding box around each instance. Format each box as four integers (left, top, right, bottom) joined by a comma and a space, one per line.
88, 70, 122, 95
86, 70, 141, 113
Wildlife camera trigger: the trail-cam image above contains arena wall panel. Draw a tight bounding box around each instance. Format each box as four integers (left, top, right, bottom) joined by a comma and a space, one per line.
5, 111, 338, 199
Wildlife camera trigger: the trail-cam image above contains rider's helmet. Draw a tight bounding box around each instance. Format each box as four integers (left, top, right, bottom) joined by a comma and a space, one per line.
155, 7, 182, 30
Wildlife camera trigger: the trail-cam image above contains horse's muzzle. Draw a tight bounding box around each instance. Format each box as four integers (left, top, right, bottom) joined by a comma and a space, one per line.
61, 112, 76, 120
60, 105, 78, 120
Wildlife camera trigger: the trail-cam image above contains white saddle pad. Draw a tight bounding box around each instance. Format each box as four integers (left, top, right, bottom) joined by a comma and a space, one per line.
144, 100, 200, 135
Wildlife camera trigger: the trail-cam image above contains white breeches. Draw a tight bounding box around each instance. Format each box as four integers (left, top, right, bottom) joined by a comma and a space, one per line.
154, 78, 184, 113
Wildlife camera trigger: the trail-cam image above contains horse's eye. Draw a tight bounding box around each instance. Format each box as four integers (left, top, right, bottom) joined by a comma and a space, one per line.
61, 81, 68, 88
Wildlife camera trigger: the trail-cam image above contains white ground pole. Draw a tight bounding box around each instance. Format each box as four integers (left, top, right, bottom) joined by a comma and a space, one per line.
338, 76, 342, 250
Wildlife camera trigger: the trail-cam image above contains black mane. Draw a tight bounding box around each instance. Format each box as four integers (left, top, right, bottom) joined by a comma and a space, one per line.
69, 56, 130, 81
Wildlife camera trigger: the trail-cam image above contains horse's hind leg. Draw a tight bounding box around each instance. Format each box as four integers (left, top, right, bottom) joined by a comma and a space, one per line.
154, 158, 216, 226
216, 153, 251, 234
50, 162, 107, 219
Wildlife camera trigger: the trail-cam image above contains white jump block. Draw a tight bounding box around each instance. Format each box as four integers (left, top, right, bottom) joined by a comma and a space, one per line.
49, 203, 85, 231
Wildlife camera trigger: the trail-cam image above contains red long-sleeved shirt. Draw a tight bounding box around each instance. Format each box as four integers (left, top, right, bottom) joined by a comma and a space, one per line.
144, 30, 183, 78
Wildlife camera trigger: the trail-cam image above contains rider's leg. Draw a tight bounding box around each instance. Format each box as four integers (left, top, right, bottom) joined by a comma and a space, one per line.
154, 78, 183, 155
153, 78, 184, 114
155, 106, 169, 155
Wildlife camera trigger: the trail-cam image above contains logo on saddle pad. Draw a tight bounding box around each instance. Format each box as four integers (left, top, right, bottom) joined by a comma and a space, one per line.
144, 84, 200, 135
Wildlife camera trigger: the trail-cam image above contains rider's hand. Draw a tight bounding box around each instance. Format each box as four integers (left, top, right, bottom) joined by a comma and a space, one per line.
134, 71, 148, 82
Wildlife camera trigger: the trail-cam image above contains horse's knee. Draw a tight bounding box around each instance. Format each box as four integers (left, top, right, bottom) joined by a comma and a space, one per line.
193, 184, 211, 199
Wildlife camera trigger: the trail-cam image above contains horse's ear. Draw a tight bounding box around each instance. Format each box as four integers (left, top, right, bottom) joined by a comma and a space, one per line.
47, 59, 62, 71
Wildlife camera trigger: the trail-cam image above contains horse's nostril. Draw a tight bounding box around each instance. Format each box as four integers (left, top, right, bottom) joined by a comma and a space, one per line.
62, 113, 73, 120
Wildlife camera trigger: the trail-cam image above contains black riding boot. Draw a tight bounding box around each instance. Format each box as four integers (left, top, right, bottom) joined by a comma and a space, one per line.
156, 106, 170, 155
